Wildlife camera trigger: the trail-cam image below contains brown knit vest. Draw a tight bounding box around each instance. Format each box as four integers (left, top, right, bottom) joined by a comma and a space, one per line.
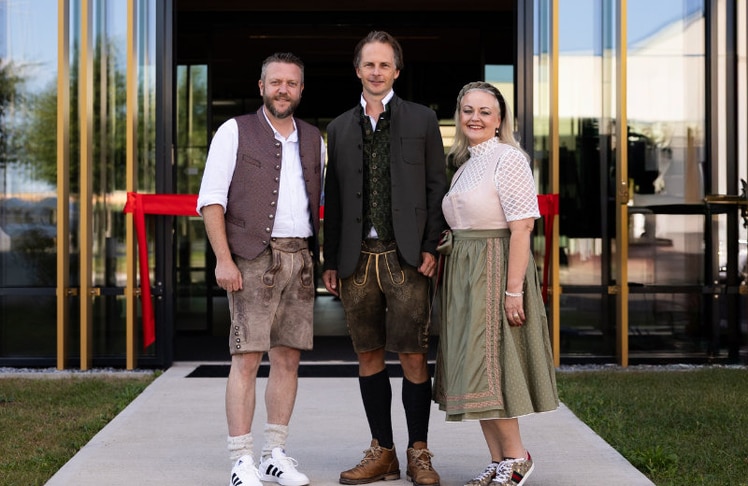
225, 110, 322, 261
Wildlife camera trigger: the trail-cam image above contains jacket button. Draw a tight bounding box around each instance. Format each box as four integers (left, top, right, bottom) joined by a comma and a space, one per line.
275, 177, 279, 182
262, 240, 268, 245
268, 214, 274, 219
356, 192, 361, 198
265, 228, 271, 233
270, 201, 276, 206
275, 165, 281, 170
273, 189, 278, 195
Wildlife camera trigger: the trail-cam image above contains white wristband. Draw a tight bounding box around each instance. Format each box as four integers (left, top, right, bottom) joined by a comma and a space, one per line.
505, 290, 524, 297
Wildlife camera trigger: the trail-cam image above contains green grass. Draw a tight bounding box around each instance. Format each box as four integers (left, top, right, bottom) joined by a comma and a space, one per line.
557, 367, 748, 486
0, 373, 156, 486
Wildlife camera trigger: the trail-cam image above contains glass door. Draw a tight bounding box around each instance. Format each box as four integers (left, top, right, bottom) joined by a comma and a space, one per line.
173, 64, 228, 359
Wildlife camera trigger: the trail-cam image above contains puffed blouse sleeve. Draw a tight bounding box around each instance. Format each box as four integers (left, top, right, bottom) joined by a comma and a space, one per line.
494, 147, 540, 221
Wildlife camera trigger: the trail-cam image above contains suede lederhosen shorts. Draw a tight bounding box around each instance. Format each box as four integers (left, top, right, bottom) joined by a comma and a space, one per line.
228, 237, 315, 354
338, 239, 431, 354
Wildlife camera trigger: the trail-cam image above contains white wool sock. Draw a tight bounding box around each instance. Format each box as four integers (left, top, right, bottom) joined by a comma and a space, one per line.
261, 423, 289, 459
228, 432, 254, 463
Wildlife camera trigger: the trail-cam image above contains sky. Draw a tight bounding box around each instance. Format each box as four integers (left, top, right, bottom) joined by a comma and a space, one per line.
557, 0, 702, 54
4, 0, 704, 94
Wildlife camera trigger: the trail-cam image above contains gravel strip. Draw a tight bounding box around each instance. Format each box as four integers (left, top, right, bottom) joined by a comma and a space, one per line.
557, 363, 748, 372
1, 363, 745, 378
0, 367, 156, 378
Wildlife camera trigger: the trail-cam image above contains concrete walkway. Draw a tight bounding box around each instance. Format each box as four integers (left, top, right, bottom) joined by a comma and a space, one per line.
46, 362, 654, 486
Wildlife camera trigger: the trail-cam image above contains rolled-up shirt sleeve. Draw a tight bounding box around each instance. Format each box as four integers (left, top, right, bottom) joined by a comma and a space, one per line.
196, 119, 239, 215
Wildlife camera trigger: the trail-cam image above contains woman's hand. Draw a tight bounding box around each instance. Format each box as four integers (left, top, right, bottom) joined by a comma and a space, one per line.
505, 294, 525, 326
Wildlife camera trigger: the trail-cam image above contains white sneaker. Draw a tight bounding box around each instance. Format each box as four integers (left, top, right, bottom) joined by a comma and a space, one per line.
230, 455, 262, 486
258, 447, 310, 486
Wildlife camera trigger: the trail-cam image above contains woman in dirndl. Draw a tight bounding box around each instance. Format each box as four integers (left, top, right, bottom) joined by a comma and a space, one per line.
433, 81, 559, 486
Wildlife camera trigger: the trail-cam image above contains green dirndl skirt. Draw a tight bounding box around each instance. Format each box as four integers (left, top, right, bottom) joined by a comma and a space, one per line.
433, 229, 559, 421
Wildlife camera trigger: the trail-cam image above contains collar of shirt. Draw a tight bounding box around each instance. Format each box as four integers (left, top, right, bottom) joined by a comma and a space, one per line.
360, 89, 394, 110
360, 90, 394, 130
262, 107, 298, 143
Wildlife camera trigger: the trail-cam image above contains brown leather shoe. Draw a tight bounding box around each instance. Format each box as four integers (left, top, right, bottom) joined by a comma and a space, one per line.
339, 439, 400, 484
406, 442, 440, 486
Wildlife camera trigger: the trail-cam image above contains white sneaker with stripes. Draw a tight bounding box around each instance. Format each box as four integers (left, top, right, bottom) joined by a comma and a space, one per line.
230, 455, 261, 486
258, 448, 310, 486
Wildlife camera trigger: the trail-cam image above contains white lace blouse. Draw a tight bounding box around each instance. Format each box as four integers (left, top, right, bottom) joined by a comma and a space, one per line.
442, 137, 539, 230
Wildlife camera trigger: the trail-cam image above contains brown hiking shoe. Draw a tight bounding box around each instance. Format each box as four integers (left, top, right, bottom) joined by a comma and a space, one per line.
406, 442, 440, 486
339, 439, 400, 484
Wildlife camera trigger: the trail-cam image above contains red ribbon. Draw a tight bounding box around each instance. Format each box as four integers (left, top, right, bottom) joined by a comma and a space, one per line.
123, 193, 199, 348
537, 194, 559, 303
121, 193, 557, 346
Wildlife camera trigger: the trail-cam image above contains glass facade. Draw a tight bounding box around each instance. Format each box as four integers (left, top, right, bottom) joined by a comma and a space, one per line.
0, 0, 59, 358
0, 0, 158, 365
530, 0, 745, 362
0, 0, 744, 367
174, 64, 215, 339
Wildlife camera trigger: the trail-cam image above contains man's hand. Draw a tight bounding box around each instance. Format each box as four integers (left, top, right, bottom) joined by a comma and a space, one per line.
417, 252, 437, 278
215, 259, 242, 292
322, 269, 339, 296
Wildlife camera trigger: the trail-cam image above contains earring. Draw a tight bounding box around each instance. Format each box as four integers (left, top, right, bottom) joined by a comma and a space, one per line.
495, 127, 500, 137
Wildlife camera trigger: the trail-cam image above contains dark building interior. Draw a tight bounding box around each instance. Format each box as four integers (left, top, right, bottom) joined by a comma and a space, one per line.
176, 0, 517, 127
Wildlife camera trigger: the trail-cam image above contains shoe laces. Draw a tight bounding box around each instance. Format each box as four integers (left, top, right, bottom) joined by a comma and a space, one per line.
466, 463, 498, 485
274, 454, 300, 471
357, 445, 383, 466
492, 458, 527, 484
409, 448, 435, 470
491, 461, 513, 484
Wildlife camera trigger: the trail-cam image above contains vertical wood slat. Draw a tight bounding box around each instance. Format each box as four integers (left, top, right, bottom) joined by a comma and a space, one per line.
550, 0, 561, 367
126, 0, 139, 370
56, 0, 70, 370
616, 0, 629, 367
79, 0, 94, 370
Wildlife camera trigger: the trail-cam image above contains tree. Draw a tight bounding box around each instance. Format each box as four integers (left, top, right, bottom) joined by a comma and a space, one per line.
0, 60, 25, 169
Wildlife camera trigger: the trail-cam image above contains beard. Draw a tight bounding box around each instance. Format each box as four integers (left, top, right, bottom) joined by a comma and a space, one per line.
263, 94, 299, 119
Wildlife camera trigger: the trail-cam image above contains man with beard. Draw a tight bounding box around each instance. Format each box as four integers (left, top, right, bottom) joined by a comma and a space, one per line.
197, 52, 324, 486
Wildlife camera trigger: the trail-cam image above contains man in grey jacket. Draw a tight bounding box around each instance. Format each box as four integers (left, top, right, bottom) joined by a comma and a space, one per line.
322, 31, 447, 486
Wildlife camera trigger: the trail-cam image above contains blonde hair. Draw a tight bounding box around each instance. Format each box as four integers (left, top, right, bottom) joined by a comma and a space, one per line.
447, 81, 527, 168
